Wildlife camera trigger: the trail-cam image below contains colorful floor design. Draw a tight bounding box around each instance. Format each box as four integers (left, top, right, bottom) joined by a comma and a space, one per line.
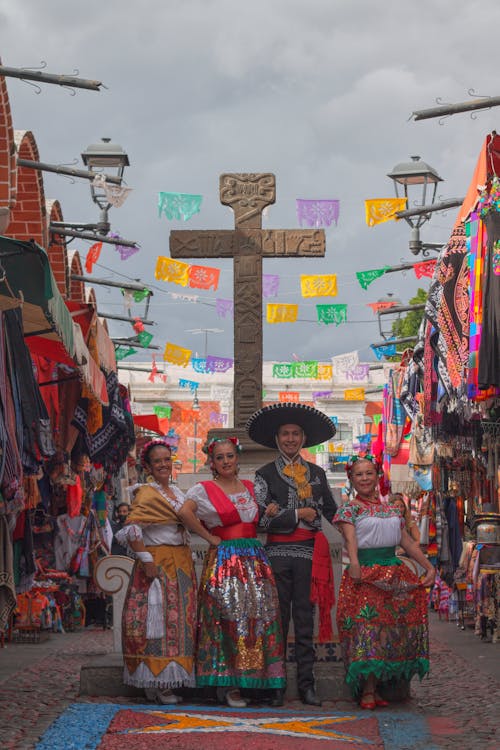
35, 703, 440, 750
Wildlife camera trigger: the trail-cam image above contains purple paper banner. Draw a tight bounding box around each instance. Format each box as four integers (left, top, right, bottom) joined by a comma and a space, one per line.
206, 355, 234, 373
215, 298, 234, 318
296, 199, 340, 228
312, 390, 333, 399
263, 274, 280, 298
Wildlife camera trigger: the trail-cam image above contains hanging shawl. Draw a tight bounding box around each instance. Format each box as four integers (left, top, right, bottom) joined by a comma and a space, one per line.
424, 224, 469, 399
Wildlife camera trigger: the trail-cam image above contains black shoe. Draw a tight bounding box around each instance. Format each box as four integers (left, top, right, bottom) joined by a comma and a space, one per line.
300, 687, 322, 706
270, 688, 285, 707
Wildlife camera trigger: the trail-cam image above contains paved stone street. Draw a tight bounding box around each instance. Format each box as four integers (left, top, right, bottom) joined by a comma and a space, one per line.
0, 615, 498, 749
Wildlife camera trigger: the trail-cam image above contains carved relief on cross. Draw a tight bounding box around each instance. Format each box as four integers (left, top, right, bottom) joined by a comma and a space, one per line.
170, 174, 326, 428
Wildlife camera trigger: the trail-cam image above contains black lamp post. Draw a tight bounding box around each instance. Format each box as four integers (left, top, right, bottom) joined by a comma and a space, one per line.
81, 138, 130, 234
387, 155, 442, 255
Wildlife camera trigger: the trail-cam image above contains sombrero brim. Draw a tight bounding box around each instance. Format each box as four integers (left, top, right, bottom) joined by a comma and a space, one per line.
246, 403, 336, 449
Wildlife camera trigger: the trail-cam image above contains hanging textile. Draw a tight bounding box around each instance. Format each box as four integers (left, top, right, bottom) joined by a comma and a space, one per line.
478, 210, 500, 389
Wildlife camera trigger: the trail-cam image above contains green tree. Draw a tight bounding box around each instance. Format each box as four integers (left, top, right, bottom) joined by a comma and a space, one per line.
391, 287, 427, 348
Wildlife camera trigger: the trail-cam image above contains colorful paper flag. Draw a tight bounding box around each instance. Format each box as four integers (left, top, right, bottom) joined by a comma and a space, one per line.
206, 355, 234, 373
364, 198, 407, 226
158, 192, 202, 221
296, 199, 340, 228
372, 414, 382, 426
279, 391, 300, 403
266, 303, 299, 323
188, 264, 220, 291
301, 274, 337, 298
137, 331, 153, 347
293, 361, 319, 378
132, 288, 151, 302
413, 260, 437, 279
85, 242, 102, 273
356, 267, 391, 290
316, 364, 333, 380
155, 256, 190, 285
179, 378, 199, 391
366, 301, 398, 314
316, 304, 347, 325
215, 298, 234, 318
153, 405, 172, 419
263, 274, 280, 298
163, 342, 192, 367
272, 363, 294, 378
344, 388, 365, 401
115, 346, 136, 361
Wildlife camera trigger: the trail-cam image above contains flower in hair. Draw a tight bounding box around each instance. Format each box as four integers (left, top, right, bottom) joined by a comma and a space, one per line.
203, 436, 242, 456
140, 438, 171, 469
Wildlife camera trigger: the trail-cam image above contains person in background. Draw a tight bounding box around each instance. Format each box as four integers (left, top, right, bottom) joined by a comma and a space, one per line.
116, 439, 215, 704
247, 403, 337, 708
179, 437, 286, 709
334, 455, 435, 710
389, 493, 421, 545
111, 502, 131, 556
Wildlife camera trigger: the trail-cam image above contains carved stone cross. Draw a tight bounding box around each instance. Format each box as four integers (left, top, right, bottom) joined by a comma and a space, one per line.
170, 173, 326, 428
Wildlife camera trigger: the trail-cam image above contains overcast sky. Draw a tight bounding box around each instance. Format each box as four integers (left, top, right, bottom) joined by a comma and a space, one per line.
1, 0, 498, 365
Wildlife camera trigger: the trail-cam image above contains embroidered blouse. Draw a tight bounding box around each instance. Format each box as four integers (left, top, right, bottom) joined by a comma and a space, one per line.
116, 483, 187, 547
185, 482, 257, 529
334, 501, 404, 549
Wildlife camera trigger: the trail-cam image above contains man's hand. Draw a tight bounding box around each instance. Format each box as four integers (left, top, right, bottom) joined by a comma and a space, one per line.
264, 503, 279, 517
298, 507, 317, 523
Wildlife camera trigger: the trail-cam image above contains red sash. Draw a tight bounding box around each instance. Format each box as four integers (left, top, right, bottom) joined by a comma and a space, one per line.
201, 480, 258, 539
267, 528, 316, 543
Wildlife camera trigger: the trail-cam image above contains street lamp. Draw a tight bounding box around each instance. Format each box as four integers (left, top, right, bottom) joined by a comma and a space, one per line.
376, 293, 403, 340
81, 137, 130, 235
191, 388, 200, 472
387, 155, 442, 255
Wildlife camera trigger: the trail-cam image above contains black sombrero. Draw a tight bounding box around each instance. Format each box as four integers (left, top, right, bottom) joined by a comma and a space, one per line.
246, 403, 336, 449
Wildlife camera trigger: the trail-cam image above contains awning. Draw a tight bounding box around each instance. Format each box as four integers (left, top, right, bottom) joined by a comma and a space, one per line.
133, 414, 170, 435
0, 236, 109, 405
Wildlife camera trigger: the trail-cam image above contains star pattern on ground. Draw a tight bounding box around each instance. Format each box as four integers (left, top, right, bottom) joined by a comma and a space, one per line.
119, 710, 377, 743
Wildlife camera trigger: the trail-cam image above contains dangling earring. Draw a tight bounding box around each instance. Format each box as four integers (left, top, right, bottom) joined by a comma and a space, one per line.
146, 474, 155, 484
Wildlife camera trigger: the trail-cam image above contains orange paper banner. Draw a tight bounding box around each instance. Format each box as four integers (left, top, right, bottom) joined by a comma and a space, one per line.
188, 264, 220, 290
279, 391, 300, 403
155, 257, 190, 285
344, 388, 365, 401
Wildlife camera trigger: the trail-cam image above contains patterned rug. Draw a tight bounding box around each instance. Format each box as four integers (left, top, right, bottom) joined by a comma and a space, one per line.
35, 703, 439, 749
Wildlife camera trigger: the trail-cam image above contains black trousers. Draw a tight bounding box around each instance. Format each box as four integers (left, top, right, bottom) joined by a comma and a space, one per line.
268, 548, 315, 693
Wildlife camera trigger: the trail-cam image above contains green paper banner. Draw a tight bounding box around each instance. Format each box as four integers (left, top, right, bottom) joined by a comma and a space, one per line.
355, 266, 390, 290
372, 414, 382, 426
153, 405, 172, 419
115, 346, 136, 361
137, 330, 153, 347
294, 360, 319, 378
273, 363, 294, 378
316, 304, 347, 326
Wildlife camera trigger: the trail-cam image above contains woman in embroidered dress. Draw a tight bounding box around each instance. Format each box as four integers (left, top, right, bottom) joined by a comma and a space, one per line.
334, 455, 435, 710
178, 437, 286, 708
116, 439, 218, 704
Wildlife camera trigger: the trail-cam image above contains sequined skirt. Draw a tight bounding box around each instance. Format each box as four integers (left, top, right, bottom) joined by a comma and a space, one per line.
336, 549, 430, 696
196, 538, 286, 688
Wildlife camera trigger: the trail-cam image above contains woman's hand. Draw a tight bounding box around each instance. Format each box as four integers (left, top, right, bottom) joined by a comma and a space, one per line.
264, 503, 279, 517
209, 534, 221, 546
142, 561, 158, 580
348, 562, 361, 582
420, 566, 436, 588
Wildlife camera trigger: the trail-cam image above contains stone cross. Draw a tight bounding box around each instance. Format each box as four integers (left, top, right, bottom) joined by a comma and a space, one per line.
170, 173, 326, 428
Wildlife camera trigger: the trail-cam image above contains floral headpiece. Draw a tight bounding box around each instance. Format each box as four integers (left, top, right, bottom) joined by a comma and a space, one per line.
345, 453, 380, 475
140, 438, 172, 469
203, 436, 242, 457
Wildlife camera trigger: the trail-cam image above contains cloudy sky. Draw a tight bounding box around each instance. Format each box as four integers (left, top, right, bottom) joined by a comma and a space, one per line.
1, 0, 498, 365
